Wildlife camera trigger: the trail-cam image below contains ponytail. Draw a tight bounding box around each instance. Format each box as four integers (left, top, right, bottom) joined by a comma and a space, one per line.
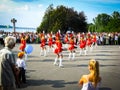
89, 59, 100, 87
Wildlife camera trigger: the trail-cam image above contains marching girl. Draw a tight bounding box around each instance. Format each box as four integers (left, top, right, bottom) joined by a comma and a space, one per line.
92, 33, 97, 48
68, 36, 76, 60
19, 34, 26, 52
40, 32, 47, 56
53, 36, 63, 67
47, 32, 54, 52
86, 33, 92, 52
19, 34, 28, 61
64, 33, 69, 48
79, 36, 87, 55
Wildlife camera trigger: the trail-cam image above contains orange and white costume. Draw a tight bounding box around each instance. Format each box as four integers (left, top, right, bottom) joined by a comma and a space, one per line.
64, 34, 69, 44
53, 35, 63, 67
40, 33, 47, 56
86, 34, 93, 52
19, 35, 26, 51
47, 33, 54, 52
79, 37, 87, 55
68, 37, 75, 60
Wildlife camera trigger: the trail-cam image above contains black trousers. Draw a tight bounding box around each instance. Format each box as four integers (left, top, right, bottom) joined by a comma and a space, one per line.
19, 67, 26, 83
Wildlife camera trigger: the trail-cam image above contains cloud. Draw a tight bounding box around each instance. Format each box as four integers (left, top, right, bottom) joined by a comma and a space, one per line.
38, 4, 43, 8
15, 5, 29, 11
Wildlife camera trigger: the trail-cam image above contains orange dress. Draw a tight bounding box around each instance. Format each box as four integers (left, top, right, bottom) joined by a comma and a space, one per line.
68, 38, 74, 51
40, 36, 46, 47
92, 35, 97, 43
54, 40, 62, 54
48, 36, 53, 46
19, 38, 26, 51
86, 38, 92, 46
64, 35, 69, 44
80, 39, 86, 49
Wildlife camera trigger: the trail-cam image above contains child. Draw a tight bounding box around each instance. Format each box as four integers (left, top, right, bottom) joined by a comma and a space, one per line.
40, 32, 47, 56
53, 36, 63, 67
78, 59, 101, 90
16, 52, 26, 84
68, 36, 76, 60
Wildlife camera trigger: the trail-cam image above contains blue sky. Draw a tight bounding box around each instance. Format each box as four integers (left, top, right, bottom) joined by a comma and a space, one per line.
0, 0, 120, 28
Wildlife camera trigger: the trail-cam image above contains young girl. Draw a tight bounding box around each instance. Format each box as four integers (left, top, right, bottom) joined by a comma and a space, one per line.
19, 34, 26, 52
68, 36, 75, 60
40, 32, 47, 56
53, 36, 63, 67
16, 52, 26, 84
78, 59, 101, 90
79, 36, 86, 56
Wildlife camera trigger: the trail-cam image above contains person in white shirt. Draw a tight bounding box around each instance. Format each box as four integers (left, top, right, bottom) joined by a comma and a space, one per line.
16, 52, 26, 84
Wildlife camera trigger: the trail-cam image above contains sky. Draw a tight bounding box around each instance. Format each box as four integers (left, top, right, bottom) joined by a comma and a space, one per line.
0, 0, 120, 28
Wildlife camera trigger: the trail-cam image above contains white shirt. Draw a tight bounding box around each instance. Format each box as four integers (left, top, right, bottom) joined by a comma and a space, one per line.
16, 58, 26, 70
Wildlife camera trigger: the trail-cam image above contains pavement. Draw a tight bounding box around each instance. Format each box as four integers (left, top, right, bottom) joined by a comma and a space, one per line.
1, 44, 120, 90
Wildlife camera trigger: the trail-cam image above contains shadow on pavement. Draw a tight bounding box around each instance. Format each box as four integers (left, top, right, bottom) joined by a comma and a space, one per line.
99, 87, 111, 90
25, 79, 78, 88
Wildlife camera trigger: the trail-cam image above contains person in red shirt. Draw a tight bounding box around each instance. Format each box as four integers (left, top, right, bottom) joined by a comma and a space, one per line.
64, 33, 69, 44
19, 34, 26, 52
40, 32, 47, 56
53, 36, 63, 67
47, 32, 54, 52
86, 33, 93, 52
68, 36, 75, 60
79, 36, 87, 55
92, 33, 97, 48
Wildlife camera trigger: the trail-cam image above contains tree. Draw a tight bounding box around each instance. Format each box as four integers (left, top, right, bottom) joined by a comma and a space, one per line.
93, 13, 111, 32
92, 11, 120, 32
37, 4, 87, 33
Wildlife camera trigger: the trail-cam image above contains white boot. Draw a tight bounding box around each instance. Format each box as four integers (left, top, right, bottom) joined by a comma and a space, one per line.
90, 45, 93, 52
59, 57, 63, 67
84, 49, 87, 56
68, 53, 72, 60
44, 49, 47, 56
47, 47, 50, 52
79, 49, 82, 55
54, 57, 58, 65
40, 49, 43, 56
72, 53, 75, 60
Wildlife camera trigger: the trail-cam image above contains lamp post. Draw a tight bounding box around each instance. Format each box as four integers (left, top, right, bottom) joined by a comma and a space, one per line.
11, 18, 17, 33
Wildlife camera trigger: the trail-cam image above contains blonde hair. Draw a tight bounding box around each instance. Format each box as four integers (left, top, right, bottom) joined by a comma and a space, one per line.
89, 59, 99, 87
18, 52, 25, 58
4, 36, 16, 47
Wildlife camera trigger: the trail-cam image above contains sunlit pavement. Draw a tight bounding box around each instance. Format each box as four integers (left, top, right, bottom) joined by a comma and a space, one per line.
11, 44, 120, 90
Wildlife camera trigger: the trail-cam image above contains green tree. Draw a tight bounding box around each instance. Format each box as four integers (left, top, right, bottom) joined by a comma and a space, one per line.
37, 4, 87, 33
93, 13, 111, 32
92, 11, 120, 32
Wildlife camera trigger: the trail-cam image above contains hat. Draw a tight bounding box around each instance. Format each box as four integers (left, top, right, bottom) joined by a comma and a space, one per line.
18, 52, 25, 58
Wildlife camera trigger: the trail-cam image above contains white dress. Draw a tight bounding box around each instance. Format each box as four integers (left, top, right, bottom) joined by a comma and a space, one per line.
81, 75, 100, 90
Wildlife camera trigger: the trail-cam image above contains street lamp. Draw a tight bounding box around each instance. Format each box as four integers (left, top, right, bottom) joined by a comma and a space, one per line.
11, 18, 17, 33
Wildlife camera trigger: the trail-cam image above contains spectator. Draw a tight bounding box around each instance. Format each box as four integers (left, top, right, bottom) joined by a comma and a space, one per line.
16, 52, 26, 84
78, 59, 101, 90
0, 36, 17, 90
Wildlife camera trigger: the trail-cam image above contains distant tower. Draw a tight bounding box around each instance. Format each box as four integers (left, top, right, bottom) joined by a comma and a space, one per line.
11, 18, 17, 33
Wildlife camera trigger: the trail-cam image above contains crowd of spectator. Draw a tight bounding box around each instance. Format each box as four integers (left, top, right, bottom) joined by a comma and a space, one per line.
0, 31, 120, 46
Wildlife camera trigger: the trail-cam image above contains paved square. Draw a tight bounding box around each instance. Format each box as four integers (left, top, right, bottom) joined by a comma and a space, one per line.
11, 44, 120, 90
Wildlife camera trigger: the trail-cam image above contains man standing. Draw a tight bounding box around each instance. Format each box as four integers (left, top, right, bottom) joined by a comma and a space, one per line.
0, 36, 17, 90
